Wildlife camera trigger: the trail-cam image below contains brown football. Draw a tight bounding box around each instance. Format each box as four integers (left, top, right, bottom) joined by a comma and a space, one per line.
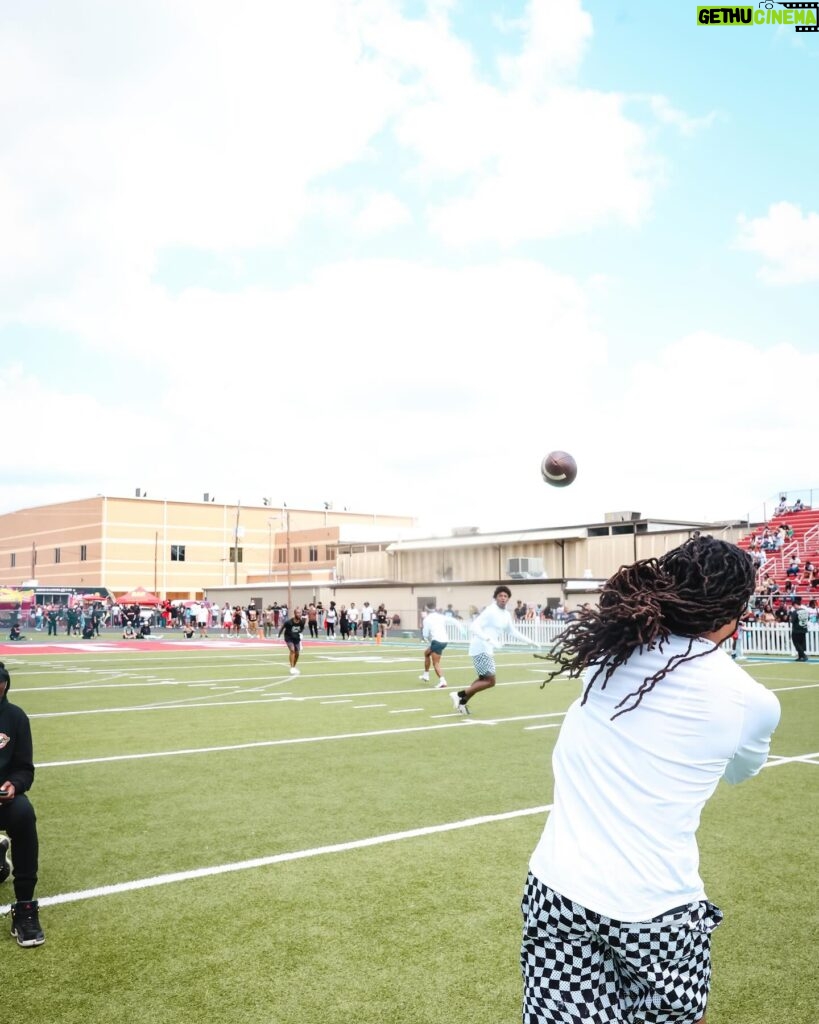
541, 451, 577, 488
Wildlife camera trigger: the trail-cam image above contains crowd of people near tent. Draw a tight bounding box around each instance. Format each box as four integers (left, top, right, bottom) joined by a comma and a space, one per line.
7, 596, 408, 641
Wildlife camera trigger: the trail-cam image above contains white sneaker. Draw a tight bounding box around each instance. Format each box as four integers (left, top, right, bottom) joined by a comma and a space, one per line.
289, 667, 300, 675
436, 678, 448, 689
450, 691, 463, 713
419, 673, 429, 682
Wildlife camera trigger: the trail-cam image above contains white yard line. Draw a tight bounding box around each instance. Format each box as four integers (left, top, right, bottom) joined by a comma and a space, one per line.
37, 712, 569, 769
25, 676, 541, 718
0, 804, 554, 915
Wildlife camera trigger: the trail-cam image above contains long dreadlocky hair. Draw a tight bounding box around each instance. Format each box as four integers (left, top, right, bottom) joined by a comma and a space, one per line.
543, 536, 756, 717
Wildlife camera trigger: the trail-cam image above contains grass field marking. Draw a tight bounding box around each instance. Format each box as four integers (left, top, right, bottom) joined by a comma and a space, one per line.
14, 651, 532, 684
389, 708, 424, 714
524, 724, 562, 731
763, 752, 819, 768
36, 713, 568, 769
0, 802, 555, 915
321, 699, 353, 705
23, 673, 559, 720
353, 704, 387, 709
770, 682, 819, 693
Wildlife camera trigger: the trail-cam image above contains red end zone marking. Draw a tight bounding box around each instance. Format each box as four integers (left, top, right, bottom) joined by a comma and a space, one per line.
0, 637, 374, 656
0, 641, 201, 655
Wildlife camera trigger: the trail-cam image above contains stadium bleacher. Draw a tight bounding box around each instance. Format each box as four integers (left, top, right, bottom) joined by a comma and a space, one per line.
738, 507, 819, 606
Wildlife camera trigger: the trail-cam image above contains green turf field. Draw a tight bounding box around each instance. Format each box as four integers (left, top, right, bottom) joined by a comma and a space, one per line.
2, 641, 817, 1023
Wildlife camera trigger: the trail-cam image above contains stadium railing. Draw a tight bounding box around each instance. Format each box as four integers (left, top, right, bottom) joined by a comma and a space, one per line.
444, 619, 817, 657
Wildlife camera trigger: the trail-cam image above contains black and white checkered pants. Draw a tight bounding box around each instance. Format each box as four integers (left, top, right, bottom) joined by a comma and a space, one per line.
521, 872, 722, 1023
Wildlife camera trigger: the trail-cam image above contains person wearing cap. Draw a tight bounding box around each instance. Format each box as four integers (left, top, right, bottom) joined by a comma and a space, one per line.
0, 661, 45, 946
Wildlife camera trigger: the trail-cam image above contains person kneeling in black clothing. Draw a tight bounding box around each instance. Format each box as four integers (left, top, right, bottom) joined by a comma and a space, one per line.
8, 624, 25, 641
0, 662, 44, 946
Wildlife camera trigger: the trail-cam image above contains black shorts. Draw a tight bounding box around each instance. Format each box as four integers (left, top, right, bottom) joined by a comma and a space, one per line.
429, 640, 447, 655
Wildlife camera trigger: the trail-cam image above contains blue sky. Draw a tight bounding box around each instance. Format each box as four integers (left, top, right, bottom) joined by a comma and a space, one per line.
1, 0, 817, 532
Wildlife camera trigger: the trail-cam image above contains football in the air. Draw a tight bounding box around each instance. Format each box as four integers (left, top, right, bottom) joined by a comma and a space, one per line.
541, 450, 577, 488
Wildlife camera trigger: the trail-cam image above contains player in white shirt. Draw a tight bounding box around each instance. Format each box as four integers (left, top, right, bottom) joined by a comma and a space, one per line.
451, 585, 541, 714
521, 536, 781, 1024
419, 603, 458, 688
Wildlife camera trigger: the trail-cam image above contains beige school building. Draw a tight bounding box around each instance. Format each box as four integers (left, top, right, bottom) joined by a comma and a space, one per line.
0, 495, 417, 601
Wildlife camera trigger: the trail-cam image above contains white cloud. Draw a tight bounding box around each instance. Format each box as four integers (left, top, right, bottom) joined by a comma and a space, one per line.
498, 0, 593, 91
424, 89, 653, 246
382, 0, 655, 246
647, 95, 717, 136
0, 0, 663, 311
0, 259, 607, 520
736, 202, 819, 284
0, 0, 404, 293
354, 193, 413, 235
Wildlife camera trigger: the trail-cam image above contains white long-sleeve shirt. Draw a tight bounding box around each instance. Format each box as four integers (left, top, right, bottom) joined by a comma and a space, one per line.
468, 601, 532, 656
529, 634, 781, 921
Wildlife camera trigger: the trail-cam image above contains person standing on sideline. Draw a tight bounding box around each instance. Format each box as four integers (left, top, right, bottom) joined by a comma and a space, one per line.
0, 662, 45, 946
419, 603, 454, 688
790, 595, 810, 662
521, 536, 780, 1024
278, 608, 306, 675
360, 602, 374, 638
451, 585, 541, 715
324, 601, 338, 639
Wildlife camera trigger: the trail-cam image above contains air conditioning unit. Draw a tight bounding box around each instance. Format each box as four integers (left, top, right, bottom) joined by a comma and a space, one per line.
507, 557, 544, 579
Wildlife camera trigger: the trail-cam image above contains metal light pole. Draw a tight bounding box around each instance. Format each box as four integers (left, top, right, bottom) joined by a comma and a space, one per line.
233, 501, 241, 585
285, 506, 292, 612
268, 508, 293, 611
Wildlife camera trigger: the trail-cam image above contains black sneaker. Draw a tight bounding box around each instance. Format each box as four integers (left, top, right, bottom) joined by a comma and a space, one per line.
10, 901, 45, 947
0, 837, 10, 885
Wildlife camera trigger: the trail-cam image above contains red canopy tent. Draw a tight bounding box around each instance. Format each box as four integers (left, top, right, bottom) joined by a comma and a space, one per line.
118, 587, 161, 606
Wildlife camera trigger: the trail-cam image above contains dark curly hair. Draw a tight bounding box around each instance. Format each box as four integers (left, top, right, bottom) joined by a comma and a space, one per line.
543, 536, 755, 717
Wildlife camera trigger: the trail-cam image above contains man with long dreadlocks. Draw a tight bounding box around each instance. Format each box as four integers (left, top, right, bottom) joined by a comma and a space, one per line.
521, 536, 780, 1024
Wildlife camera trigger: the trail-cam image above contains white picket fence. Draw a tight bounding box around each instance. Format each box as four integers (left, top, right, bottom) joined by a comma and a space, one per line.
443, 619, 818, 658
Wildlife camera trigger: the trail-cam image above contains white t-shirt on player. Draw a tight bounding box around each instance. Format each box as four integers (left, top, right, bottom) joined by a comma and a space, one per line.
528, 634, 781, 921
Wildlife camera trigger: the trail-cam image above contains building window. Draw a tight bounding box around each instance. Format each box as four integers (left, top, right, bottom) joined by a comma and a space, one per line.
308, 546, 318, 562
10, 553, 15, 568
277, 548, 287, 564
80, 544, 88, 561
290, 548, 301, 562
325, 547, 336, 561
228, 547, 243, 563
55, 548, 61, 564
171, 544, 186, 562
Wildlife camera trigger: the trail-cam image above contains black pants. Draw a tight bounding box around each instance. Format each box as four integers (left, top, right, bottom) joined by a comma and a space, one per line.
0, 795, 39, 902
308, 621, 318, 638
792, 629, 807, 659
362, 622, 372, 638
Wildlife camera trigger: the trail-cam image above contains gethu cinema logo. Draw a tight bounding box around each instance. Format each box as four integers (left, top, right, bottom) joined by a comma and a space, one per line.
697, 3, 819, 28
